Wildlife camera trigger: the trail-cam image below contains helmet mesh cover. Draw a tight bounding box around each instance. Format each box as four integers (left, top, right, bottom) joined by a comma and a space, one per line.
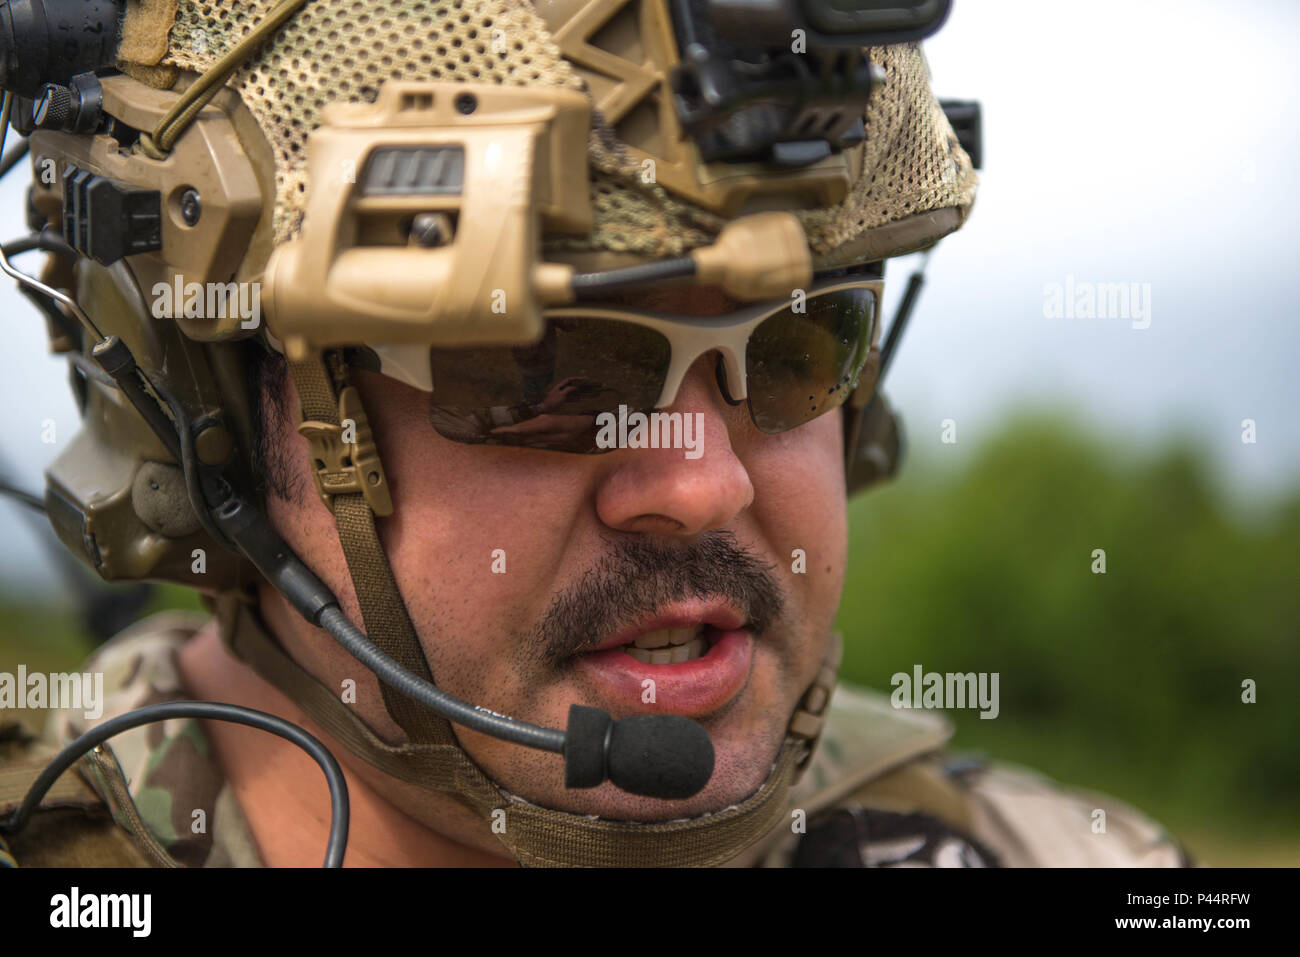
153, 0, 976, 258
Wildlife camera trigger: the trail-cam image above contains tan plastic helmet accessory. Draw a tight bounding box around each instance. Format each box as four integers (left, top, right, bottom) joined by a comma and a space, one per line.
27, 76, 275, 591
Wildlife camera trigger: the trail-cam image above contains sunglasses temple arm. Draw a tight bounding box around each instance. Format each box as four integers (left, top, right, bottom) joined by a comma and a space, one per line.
878, 248, 932, 383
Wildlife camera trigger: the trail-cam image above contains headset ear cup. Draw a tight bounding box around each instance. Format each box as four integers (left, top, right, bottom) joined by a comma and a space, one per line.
844, 392, 904, 496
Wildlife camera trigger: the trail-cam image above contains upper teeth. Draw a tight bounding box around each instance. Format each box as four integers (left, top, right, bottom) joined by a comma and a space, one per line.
622, 626, 706, 664
631, 627, 700, 648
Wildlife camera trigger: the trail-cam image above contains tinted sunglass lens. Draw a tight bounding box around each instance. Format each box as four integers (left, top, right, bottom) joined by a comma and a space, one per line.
427, 317, 670, 452
745, 288, 876, 433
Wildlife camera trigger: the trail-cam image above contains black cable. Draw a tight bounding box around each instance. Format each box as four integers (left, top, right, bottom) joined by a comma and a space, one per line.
0, 477, 44, 512
317, 605, 567, 753
879, 251, 931, 380
571, 256, 697, 298
0, 701, 350, 868
87, 335, 182, 453
66, 349, 116, 389
3, 234, 46, 257
0, 137, 29, 179
3, 230, 87, 352
152, 379, 240, 553
1, 228, 74, 260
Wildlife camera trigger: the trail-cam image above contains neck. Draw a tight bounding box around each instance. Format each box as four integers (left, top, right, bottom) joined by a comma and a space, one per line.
176, 616, 516, 868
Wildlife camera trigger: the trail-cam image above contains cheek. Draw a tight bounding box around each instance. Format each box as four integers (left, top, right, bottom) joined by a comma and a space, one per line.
358, 370, 570, 572
359, 383, 598, 688
379, 433, 593, 597
745, 410, 849, 594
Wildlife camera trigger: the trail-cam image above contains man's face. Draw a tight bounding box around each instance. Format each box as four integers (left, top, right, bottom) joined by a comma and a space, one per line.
260, 288, 849, 826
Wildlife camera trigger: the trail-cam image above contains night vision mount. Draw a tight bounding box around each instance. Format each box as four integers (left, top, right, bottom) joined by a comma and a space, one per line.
668, 0, 951, 164
0, 0, 122, 98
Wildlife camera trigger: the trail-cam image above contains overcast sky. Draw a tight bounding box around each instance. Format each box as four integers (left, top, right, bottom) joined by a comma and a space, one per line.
0, 0, 1296, 591
894, 0, 1300, 494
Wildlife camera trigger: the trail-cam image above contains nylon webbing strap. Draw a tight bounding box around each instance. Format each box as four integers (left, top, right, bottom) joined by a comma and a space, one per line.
287, 353, 453, 746
504, 742, 805, 868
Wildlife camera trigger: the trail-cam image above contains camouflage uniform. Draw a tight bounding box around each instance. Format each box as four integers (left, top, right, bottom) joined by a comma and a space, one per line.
1, 612, 260, 867
0, 612, 1189, 868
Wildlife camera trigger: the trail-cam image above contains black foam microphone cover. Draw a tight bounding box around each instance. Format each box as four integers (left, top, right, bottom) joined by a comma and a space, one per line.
564, 704, 612, 789
606, 714, 714, 800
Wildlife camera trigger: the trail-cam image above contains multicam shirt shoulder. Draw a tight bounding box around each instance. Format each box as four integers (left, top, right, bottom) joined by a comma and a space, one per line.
42, 612, 263, 868
756, 682, 1190, 868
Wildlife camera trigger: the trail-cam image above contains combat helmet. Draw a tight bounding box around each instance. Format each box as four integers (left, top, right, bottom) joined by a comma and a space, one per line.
0, 0, 979, 866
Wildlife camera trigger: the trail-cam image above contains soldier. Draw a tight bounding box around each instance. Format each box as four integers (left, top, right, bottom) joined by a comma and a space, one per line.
0, 0, 1187, 867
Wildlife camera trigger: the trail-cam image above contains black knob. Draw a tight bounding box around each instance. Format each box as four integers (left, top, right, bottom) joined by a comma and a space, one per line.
33, 84, 72, 130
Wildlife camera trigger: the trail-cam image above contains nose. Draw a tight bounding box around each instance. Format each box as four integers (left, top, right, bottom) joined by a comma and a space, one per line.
594, 354, 754, 536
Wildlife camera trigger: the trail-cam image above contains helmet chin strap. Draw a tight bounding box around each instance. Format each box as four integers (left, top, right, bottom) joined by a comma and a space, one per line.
227, 349, 841, 866
284, 351, 458, 749
217, 593, 840, 867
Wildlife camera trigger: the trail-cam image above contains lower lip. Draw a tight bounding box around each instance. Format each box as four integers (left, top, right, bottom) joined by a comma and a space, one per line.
571, 629, 753, 718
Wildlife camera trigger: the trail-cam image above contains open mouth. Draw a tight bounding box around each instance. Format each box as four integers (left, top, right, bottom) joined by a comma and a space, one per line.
618, 626, 714, 664
572, 606, 755, 717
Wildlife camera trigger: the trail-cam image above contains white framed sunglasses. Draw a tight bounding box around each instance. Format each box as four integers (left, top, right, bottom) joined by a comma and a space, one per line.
369, 275, 884, 452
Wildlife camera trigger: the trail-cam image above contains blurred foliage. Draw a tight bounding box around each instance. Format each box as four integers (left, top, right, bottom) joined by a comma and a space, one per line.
837, 412, 1300, 863
1, 413, 1295, 864
0, 584, 203, 733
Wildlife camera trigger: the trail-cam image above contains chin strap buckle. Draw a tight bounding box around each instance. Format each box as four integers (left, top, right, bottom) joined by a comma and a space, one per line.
789, 632, 843, 780
297, 385, 394, 517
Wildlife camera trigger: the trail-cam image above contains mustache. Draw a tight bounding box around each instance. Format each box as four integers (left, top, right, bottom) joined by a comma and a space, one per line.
532, 531, 786, 666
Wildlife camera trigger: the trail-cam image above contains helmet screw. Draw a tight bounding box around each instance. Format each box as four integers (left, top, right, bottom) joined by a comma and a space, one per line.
409, 212, 454, 248
180, 188, 202, 226
194, 424, 233, 466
